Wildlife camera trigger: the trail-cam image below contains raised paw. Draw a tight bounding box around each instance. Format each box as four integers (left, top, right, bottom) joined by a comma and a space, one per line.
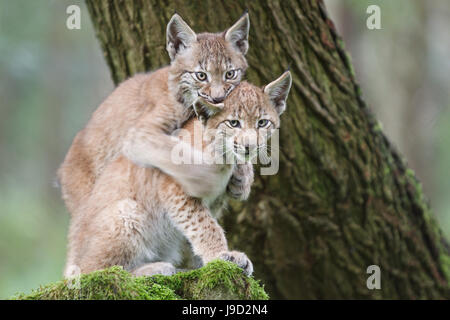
227, 163, 254, 200
132, 262, 176, 277
218, 251, 253, 276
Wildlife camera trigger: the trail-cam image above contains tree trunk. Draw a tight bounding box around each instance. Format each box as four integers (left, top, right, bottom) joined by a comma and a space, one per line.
85, 0, 450, 299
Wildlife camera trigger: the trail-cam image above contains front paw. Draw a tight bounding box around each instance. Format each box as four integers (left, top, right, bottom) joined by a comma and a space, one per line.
218, 251, 253, 276
227, 163, 253, 200
227, 178, 251, 200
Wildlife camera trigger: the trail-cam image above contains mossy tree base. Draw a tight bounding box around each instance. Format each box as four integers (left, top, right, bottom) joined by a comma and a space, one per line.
14, 260, 268, 300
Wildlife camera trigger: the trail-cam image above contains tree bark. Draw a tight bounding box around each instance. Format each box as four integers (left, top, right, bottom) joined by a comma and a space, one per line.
85, 0, 450, 299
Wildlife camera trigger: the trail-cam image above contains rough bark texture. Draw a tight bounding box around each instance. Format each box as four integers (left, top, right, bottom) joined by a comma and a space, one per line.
85, 0, 450, 299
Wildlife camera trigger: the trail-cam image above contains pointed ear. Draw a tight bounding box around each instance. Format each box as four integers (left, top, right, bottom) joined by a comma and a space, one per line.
166, 14, 197, 61
193, 98, 223, 125
263, 71, 292, 115
224, 12, 250, 55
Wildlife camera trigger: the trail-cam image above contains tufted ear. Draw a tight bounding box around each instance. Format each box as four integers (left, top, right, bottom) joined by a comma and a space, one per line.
263, 71, 292, 115
166, 13, 197, 61
224, 12, 250, 55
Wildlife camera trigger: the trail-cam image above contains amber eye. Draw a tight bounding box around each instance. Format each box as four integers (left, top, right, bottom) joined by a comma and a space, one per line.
195, 72, 207, 81
225, 70, 236, 80
258, 119, 270, 128
227, 120, 241, 128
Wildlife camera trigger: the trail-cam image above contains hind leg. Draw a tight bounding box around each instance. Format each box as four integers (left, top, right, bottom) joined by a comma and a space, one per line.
132, 262, 176, 276
65, 197, 148, 277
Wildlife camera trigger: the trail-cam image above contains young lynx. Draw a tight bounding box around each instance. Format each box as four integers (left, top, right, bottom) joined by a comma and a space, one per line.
64, 72, 292, 277
58, 13, 250, 216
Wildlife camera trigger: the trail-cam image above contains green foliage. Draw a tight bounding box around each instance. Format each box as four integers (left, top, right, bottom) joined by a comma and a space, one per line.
13, 260, 268, 300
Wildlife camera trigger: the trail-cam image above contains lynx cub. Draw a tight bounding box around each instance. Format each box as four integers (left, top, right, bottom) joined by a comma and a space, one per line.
58, 13, 250, 216
64, 72, 292, 277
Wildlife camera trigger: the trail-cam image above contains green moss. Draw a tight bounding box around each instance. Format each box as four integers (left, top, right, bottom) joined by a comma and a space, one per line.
13, 260, 268, 300
13, 266, 179, 300
373, 121, 384, 133
148, 260, 269, 300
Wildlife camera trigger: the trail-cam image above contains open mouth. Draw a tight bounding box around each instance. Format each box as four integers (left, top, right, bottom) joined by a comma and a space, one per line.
196, 95, 225, 109
193, 97, 224, 122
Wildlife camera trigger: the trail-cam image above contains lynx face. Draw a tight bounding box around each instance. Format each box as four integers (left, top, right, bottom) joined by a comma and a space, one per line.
167, 13, 250, 108
196, 71, 292, 164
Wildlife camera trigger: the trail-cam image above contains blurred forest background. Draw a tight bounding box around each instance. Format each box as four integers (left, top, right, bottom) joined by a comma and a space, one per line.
0, 0, 449, 298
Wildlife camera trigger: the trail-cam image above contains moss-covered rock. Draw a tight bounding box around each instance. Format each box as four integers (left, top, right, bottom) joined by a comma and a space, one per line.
13, 260, 268, 300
